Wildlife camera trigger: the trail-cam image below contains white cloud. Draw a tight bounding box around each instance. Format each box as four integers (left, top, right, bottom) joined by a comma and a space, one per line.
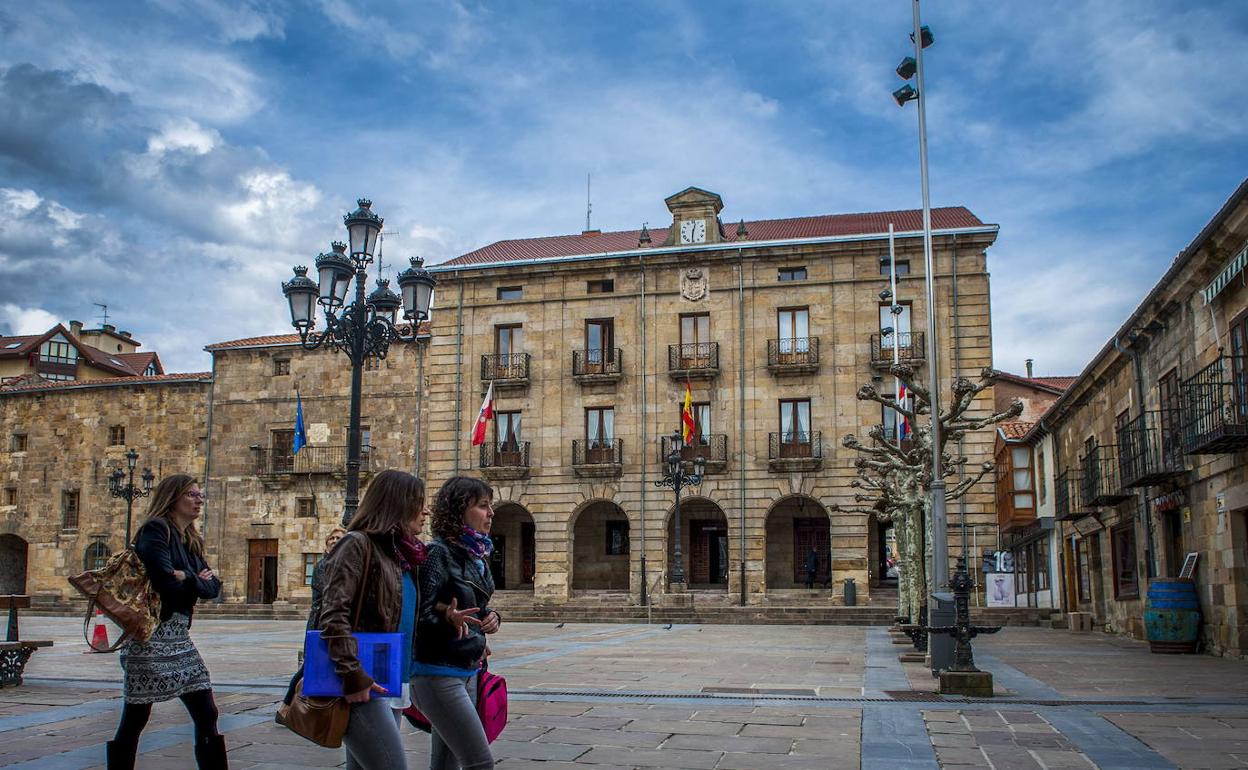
0, 304, 59, 336
147, 117, 219, 157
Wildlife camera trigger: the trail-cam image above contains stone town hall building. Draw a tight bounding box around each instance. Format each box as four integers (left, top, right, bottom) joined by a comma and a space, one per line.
0, 187, 1000, 609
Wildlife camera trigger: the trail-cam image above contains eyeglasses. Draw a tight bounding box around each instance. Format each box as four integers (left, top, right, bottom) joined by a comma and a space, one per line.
185, 491, 207, 500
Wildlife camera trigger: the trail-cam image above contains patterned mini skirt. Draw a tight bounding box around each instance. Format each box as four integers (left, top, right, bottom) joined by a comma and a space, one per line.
120, 613, 212, 703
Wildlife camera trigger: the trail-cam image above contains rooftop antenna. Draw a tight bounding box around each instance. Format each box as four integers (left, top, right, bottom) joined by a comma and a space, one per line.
377, 229, 393, 280
93, 303, 109, 327
585, 173, 592, 232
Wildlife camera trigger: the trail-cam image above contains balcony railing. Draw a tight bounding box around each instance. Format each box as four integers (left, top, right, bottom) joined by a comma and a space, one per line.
667, 342, 719, 379
1182, 354, 1248, 454
481, 353, 530, 385
768, 431, 822, 471
480, 441, 530, 469
659, 433, 728, 473
1078, 444, 1134, 506
572, 348, 623, 382
1054, 468, 1090, 520
572, 438, 623, 476
767, 337, 820, 374
251, 445, 372, 476
1117, 410, 1186, 488
870, 331, 926, 369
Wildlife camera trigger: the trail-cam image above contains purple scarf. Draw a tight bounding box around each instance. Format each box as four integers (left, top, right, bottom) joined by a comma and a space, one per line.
458, 527, 494, 559
395, 531, 427, 572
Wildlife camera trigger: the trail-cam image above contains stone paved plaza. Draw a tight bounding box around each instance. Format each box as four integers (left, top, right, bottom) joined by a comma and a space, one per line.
3, 618, 1248, 769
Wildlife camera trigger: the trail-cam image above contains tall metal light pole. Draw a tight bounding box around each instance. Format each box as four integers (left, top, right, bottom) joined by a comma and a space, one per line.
655, 431, 706, 586
281, 200, 437, 526
109, 448, 154, 543
894, 2, 949, 596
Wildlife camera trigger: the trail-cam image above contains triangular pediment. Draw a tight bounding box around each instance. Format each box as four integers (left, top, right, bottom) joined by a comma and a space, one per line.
664, 187, 724, 214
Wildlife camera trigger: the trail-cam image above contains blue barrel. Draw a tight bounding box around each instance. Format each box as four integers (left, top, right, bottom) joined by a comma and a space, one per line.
1143, 578, 1200, 654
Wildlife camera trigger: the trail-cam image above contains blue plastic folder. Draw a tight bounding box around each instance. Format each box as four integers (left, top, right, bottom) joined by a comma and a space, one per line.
302, 631, 404, 697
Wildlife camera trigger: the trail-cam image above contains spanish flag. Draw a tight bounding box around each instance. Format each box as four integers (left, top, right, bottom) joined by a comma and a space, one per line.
681, 382, 696, 445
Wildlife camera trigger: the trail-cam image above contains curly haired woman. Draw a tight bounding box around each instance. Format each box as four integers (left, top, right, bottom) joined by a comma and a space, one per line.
411, 475, 501, 770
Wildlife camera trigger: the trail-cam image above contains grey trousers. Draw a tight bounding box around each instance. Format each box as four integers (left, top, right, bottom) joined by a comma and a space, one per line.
410, 674, 494, 770
342, 697, 405, 770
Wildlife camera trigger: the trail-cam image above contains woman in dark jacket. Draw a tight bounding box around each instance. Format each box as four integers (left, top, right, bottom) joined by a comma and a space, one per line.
109, 474, 225, 770
281, 527, 347, 707
317, 469, 425, 770
412, 476, 501, 770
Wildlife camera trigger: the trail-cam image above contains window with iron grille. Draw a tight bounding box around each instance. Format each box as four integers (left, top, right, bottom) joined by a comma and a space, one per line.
1111, 523, 1139, 599
62, 490, 80, 530
10, 433, 27, 452
778, 266, 807, 282
108, 425, 125, 446
296, 497, 316, 518
273, 359, 290, 376
3, 487, 15, 506
84, 542, 110, 570
304, 553, 319, 585
880, 259, 911, 276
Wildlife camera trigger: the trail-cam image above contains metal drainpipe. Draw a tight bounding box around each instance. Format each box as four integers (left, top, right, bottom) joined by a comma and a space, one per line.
639, 254, 649, 606
1130, 346, 1158, 579
950, 233, 968, 562
738, 248, 747, 607
203, 352, 221, 600
453, 272, 465, 474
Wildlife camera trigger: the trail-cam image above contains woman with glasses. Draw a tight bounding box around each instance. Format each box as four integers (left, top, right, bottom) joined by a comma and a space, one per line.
109, 476, 226, 770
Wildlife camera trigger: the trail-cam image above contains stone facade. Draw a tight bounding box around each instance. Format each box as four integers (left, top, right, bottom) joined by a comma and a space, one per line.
1047, 179, 1248, 657
0, 374, 211, 601
422, 187, 1001, 606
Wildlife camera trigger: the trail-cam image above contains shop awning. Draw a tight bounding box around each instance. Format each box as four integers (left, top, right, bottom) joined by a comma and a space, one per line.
1201, 242, 1248, 305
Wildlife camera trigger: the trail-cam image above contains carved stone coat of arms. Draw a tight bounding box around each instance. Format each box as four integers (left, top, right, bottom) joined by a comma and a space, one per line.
680, 267, 708, 302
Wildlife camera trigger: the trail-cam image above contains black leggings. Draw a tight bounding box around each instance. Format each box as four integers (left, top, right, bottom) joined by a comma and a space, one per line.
114, 689, 221, 744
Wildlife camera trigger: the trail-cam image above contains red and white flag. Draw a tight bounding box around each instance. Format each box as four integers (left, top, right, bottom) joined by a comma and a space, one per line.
471, 382, 495, 446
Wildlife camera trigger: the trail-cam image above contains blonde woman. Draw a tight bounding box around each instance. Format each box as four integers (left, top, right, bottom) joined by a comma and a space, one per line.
109, 474, 225, 769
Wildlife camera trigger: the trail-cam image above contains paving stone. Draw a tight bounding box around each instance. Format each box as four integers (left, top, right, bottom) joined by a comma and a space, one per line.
576, 746, 722, 768
624, 717, 743, 735
491, 738, 590, 762
662, 732, 793, 753
535, 726, 669, 748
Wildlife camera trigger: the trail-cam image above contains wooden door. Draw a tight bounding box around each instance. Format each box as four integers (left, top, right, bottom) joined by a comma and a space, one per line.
247, 539, 279, 604
793, 518, 830, 584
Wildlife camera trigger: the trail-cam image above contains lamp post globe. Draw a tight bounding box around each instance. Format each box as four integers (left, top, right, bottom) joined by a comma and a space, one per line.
396, 256, 437, 321
315, 243, 354, 309
367, 279, 402, 326
282, 266, 319, 329
343, 199, 383, 261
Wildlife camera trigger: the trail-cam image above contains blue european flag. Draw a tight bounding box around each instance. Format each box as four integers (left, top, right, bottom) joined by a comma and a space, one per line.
294, 392, 307, 455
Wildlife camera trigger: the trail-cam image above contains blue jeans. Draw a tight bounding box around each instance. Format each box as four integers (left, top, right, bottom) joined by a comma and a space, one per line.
410, 673, 494, 769
343, 696, 405, 770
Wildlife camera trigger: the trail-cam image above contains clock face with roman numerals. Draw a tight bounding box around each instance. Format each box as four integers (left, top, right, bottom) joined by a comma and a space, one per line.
680, 218, 706, 244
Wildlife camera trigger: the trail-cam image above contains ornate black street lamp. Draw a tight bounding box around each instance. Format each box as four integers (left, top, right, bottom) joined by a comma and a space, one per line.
109, 448, 154, 543
655, 431, 706, 586
281, 199, 436, 526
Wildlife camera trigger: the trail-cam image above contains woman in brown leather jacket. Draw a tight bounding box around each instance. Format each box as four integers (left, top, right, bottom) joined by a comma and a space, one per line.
317, 469, 425, 770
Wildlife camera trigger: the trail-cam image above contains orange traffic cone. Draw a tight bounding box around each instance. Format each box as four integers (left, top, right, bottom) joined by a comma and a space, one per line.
90, 607, 109, 652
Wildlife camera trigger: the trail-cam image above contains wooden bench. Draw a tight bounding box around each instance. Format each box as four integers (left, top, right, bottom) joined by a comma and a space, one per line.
0, 595, 53, 687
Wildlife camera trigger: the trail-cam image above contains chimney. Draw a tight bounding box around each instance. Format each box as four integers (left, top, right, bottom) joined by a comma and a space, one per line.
120, 330, 132, 339
69, 320, 83, 337
1025, 358, 1034, 378
103, 323, 116, 333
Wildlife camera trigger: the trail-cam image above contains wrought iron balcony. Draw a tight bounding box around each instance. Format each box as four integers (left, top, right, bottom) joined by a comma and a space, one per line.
479, 441, 531, 481
667, 342, 719, 380
870, 331, 926, 369
572, 438, 623, 477
250, 445, 373, 478
1117, 410, 1186, 488
1054, 468, 1091, 521
572, 348, 623, 383
768, 431, 822, 472
767, 337, 820, 375
1078, 444, 1134, 506
1182, 354, 1248, 454
659, 433, 728, 474
481, 353, 530, 388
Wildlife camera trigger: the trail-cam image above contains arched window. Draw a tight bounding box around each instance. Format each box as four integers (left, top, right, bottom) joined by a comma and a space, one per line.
84, 542, 110, 571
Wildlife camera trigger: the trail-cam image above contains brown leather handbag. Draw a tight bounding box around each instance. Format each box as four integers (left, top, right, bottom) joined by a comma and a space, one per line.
277, 538, 372, 748
67, 531, 164, 651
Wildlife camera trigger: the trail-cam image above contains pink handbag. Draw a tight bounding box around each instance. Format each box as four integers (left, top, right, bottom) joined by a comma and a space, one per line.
402, 664, 507, 743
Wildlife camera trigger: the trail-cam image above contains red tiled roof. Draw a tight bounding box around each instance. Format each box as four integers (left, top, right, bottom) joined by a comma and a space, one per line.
205, 321, 431, 351
999, 421, 1036, 440
441, 206, 987, 266
990, 369, 1077, 396
0, 372, 211, 394
0, 334, 41, 356
114, 352, 162, 375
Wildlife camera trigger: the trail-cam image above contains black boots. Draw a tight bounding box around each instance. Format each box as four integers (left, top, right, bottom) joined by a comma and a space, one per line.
105, 740, 137, 770
193, 735, 229, 769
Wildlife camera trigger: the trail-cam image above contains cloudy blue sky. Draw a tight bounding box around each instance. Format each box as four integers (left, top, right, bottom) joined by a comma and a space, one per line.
1, 1, 1246, 375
